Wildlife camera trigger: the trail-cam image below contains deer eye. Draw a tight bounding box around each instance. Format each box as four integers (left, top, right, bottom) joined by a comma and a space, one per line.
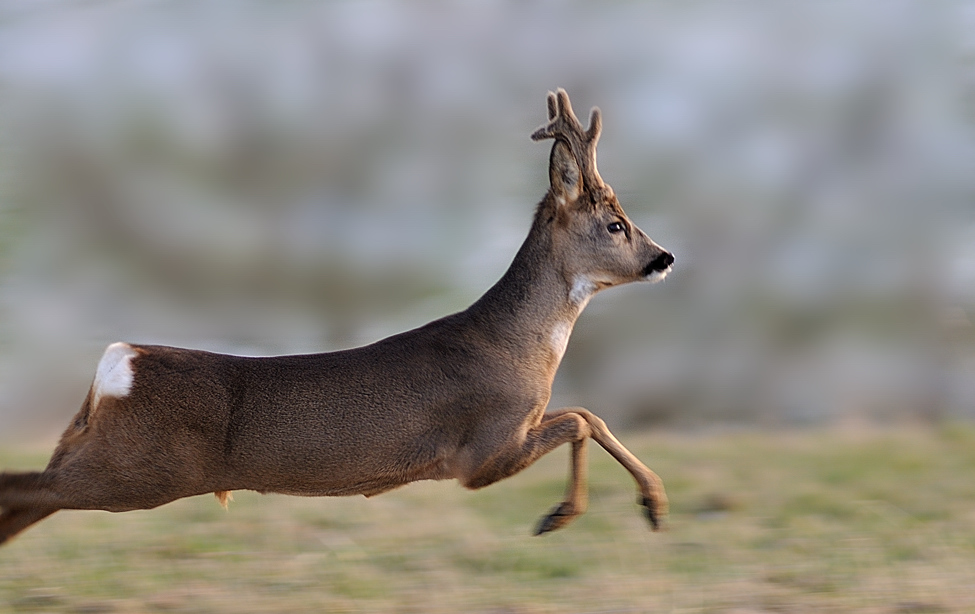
607, 221, 626, 234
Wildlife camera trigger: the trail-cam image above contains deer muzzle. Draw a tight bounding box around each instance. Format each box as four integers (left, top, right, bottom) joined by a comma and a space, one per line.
643, 251, 675, 282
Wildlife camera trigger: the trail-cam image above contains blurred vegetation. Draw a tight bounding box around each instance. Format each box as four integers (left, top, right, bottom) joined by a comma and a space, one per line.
3, 427, 975, 612
0, 0, 974, 436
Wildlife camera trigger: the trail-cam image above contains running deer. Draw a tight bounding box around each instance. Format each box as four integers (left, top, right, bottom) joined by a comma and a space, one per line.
0, 89, 674, 546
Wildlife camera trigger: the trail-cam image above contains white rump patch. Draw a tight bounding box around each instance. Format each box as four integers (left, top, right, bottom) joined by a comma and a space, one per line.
549, 321, 572, 362
92, 342, 138, 409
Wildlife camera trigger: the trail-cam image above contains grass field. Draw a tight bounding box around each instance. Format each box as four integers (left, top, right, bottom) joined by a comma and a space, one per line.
2, 426, 975, 613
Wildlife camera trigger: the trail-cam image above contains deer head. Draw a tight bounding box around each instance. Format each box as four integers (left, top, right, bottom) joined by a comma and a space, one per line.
532, 89, 674, 304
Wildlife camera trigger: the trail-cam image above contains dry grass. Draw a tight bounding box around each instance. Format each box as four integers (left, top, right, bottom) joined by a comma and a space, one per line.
2, 426, 975, 613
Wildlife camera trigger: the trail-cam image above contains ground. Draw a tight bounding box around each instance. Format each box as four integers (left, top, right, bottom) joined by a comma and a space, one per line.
2, 426, 974, 613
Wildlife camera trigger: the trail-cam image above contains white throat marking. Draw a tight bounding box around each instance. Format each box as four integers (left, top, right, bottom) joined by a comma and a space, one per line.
549, 321, 572, 362
569, 276, 598, 308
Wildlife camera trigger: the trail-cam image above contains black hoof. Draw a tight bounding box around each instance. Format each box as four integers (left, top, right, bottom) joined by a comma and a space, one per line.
641, 496, 661, 531
533, 503, 572, 536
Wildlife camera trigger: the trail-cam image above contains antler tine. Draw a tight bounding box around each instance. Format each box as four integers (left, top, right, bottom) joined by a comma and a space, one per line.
531, 88, 582, 141
531, 88, 606, 192
554, 89, 583, 132
586, 107, 602, 145
546, 91, 558, 121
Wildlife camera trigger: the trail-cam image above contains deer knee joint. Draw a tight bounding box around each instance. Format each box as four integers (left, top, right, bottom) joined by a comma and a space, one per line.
572, 414, 592, 441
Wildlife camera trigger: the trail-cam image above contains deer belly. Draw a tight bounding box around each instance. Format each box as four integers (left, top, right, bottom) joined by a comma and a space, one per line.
231, 438, 455, 497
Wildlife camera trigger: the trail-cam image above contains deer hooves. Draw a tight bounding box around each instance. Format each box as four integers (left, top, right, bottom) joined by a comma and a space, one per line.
641, 495, 664, 531
533, 502, 578, 536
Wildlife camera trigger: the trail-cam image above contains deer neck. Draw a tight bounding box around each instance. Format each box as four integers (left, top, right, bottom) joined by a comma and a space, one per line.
466, 214, 594, 368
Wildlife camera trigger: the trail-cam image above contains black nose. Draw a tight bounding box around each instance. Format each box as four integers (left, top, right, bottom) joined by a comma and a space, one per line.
645, 252, 675, 275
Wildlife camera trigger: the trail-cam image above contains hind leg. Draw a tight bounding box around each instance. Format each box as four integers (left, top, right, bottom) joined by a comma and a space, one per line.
0, 507, 57, 545
0, 471, 66, 510
0, 471, 62, 546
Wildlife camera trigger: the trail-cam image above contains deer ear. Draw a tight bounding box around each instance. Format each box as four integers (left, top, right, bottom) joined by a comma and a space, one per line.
549, 140, 582, 203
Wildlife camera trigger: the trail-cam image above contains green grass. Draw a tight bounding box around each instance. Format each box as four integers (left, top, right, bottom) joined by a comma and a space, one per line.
3, 426, 975, 613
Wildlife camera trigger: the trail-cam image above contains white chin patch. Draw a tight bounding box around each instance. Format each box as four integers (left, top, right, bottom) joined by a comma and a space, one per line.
645, 266, 672, 284
92, 342, 138, 409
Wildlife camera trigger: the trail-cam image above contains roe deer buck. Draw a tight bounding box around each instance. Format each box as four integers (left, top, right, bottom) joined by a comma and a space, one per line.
0, 89, 674, 546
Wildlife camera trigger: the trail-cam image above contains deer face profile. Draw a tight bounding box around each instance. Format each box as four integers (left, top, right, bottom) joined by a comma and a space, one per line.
0, 88, 673, 545
534, 91, 673, 308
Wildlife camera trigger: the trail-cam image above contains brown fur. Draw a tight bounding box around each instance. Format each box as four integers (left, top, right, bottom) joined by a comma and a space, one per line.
0, 89, 674, 546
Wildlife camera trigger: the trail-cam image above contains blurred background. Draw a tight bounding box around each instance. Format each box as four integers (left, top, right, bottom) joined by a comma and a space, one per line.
0, 0, 974, 440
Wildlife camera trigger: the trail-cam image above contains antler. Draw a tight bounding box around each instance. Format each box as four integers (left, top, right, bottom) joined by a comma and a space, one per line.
531, 88, 606, 194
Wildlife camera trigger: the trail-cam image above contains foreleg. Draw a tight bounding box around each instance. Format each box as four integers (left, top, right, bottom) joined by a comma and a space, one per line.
463, 413, 591, 491
544, 408, 667, 530
533, 436, 589, 535
462, 413, 592, 533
